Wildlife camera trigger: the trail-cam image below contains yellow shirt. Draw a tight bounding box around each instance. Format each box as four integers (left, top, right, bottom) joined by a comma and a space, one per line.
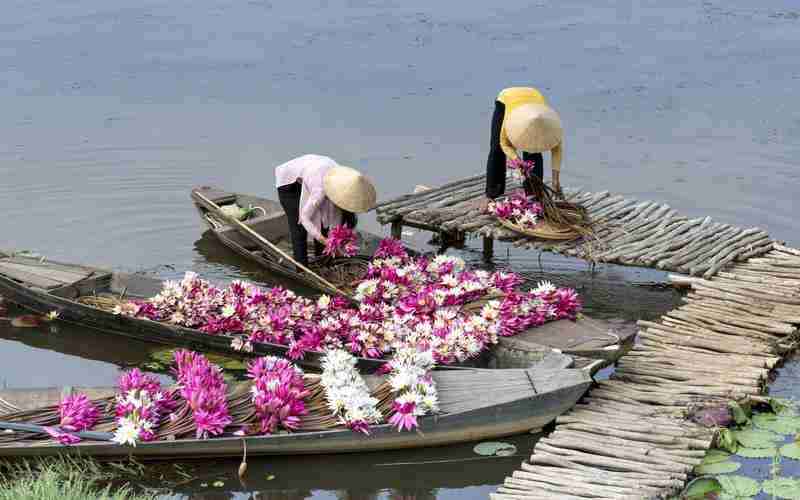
497, 87, 562, 171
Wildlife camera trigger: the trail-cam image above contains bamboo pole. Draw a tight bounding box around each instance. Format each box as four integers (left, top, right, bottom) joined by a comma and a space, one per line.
193, 191, 353, 300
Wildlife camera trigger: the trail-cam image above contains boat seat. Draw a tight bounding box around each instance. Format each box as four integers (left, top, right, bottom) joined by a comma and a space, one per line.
0, 258, 92, 290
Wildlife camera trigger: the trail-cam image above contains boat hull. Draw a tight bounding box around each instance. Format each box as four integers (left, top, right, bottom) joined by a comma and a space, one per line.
0, 369, 590, 458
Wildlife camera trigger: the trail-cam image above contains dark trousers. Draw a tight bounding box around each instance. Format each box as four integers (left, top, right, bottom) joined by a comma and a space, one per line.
485, 100, 544, 199
277, 181, 324, 266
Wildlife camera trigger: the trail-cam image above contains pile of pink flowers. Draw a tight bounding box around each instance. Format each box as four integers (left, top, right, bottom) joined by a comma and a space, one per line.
386, 348, 438, 432
118, 239, 581, 365
44, 393, 101, 445
112, 369, 176, 446
173, 350, 232, 439
246, 356, 309, 434
507, 158, 536, 178
487, 192, 544, 230
323, 224, 359, 258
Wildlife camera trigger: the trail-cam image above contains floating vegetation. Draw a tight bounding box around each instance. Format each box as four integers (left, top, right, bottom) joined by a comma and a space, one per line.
732, 428, 782, 449
694, 458, 741, 475
685, 400, 800, 500
752, 413, 800, 435
716, 475, 761, 498
780, 442, 800, 460
473, 441, 517, 457
762, 477, 800, 499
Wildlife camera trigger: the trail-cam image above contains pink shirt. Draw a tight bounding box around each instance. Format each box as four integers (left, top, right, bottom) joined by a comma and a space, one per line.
275, 154, 343, 242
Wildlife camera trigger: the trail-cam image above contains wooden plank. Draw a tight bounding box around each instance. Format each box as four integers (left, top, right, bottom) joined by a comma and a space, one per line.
0, 264, 64, 288
0, 261, 89, 284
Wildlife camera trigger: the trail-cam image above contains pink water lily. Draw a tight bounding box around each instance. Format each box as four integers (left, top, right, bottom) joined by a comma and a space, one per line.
388, 402, 419, 432
247, 356, 309, 434
173, 350, 232, 439
324, 224, 359, 258
43, 426, 81, 445
58, 393, 100, 432
487, 193, 543, 231
113, 368, 175, 445
119, 239, 581, 368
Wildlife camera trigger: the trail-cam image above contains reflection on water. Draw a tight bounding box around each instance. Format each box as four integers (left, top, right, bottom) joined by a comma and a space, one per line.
2, 0, 800, 497
146, 435, 535, 499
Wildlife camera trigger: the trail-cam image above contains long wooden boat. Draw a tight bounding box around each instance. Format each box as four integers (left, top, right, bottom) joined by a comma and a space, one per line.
191, 185, 388, 297
0, 250, 383, 372
0, 251, 632, 373
0, 365, 591, 458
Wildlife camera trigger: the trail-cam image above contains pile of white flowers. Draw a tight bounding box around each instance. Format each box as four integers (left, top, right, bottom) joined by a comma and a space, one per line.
320, 349, 382, 434
386, 348, 438, 431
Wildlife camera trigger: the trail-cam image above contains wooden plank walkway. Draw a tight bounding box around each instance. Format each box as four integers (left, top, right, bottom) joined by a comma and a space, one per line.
491, 245, 800, 500
375, 175, 774, 278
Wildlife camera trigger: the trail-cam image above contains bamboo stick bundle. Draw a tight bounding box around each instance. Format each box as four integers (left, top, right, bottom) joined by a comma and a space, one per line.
520, 461, 685, 489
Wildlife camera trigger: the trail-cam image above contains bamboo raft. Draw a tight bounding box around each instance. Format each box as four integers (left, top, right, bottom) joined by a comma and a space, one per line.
491, 244, 800, 500
374, 174, 774, 277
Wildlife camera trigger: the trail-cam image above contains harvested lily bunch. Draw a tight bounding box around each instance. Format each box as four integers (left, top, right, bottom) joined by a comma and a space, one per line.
107, 238, 581, 365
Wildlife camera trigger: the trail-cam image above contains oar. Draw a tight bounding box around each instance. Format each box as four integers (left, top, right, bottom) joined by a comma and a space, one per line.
0, 421, 115, 442
193, 191, 354, 301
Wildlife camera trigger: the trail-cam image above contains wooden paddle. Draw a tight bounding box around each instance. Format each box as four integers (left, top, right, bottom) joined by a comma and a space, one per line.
193, 191, 354, 301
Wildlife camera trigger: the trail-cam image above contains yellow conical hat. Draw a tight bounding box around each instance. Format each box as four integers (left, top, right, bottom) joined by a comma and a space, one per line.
323, 166, 377, 213
505, 103, 563, 153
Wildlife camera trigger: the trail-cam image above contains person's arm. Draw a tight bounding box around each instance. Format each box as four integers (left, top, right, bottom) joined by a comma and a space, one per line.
298, 187, 326, 243
551, 141, 563, 195
499, 128, 518, 162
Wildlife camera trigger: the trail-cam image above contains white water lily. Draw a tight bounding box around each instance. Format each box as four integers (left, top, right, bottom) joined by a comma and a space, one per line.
532, 280, 556, 295
316, 295, 331, 309
320, 349, 381, 430
112, 418, 140, 447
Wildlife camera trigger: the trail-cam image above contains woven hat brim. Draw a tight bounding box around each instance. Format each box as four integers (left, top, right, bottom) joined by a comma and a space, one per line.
323, 166, 377, 213
506, 103, 563, 153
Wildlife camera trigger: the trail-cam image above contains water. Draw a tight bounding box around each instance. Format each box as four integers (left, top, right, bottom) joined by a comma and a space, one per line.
1, 0, 799, 497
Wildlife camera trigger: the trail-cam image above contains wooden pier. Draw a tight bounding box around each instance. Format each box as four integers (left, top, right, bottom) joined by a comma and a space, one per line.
376, 175, 799, 499
490, 246, 800, 499
375, 175, 774, 277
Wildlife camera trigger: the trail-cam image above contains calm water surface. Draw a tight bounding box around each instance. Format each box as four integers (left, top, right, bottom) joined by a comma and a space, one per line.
1, 0, 799, 497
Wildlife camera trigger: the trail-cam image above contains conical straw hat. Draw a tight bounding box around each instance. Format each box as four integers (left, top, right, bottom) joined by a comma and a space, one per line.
505, 103, 563, 153
323, 165, 377, 213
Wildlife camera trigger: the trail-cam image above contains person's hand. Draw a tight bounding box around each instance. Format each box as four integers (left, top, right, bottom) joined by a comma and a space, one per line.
317, 236, 329, 246
477, 196, 492, 212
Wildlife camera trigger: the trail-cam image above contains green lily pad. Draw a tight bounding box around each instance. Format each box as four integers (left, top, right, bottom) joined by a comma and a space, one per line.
769, 398, 798, 416
717, 475, 760, 499
762, 477, 800, 499
735, 446, 778, 458
473, 441, 517, 457
729, 401, 749, 425
733, 429, 782, 448
780, 442, 800, 460
694, 460, 741, 475
703, 449, 733, 464
718, 429, 738, 453
683, 477, 722, 498
753, 413, 800, 435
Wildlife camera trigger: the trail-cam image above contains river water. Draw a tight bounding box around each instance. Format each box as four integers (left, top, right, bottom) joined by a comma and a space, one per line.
1, 0, 799, 498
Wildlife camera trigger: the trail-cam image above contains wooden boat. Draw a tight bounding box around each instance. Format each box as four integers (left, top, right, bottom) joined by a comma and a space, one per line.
0, 247, 634, 373
191, 185, 388, 298
496, 316, 637, 368
0, 250, 384, 372
0, 364, 592, 458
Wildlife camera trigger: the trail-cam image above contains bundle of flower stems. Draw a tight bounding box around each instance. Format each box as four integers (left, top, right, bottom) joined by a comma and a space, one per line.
524, 174, 593, 236
0, 378, 402, 444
